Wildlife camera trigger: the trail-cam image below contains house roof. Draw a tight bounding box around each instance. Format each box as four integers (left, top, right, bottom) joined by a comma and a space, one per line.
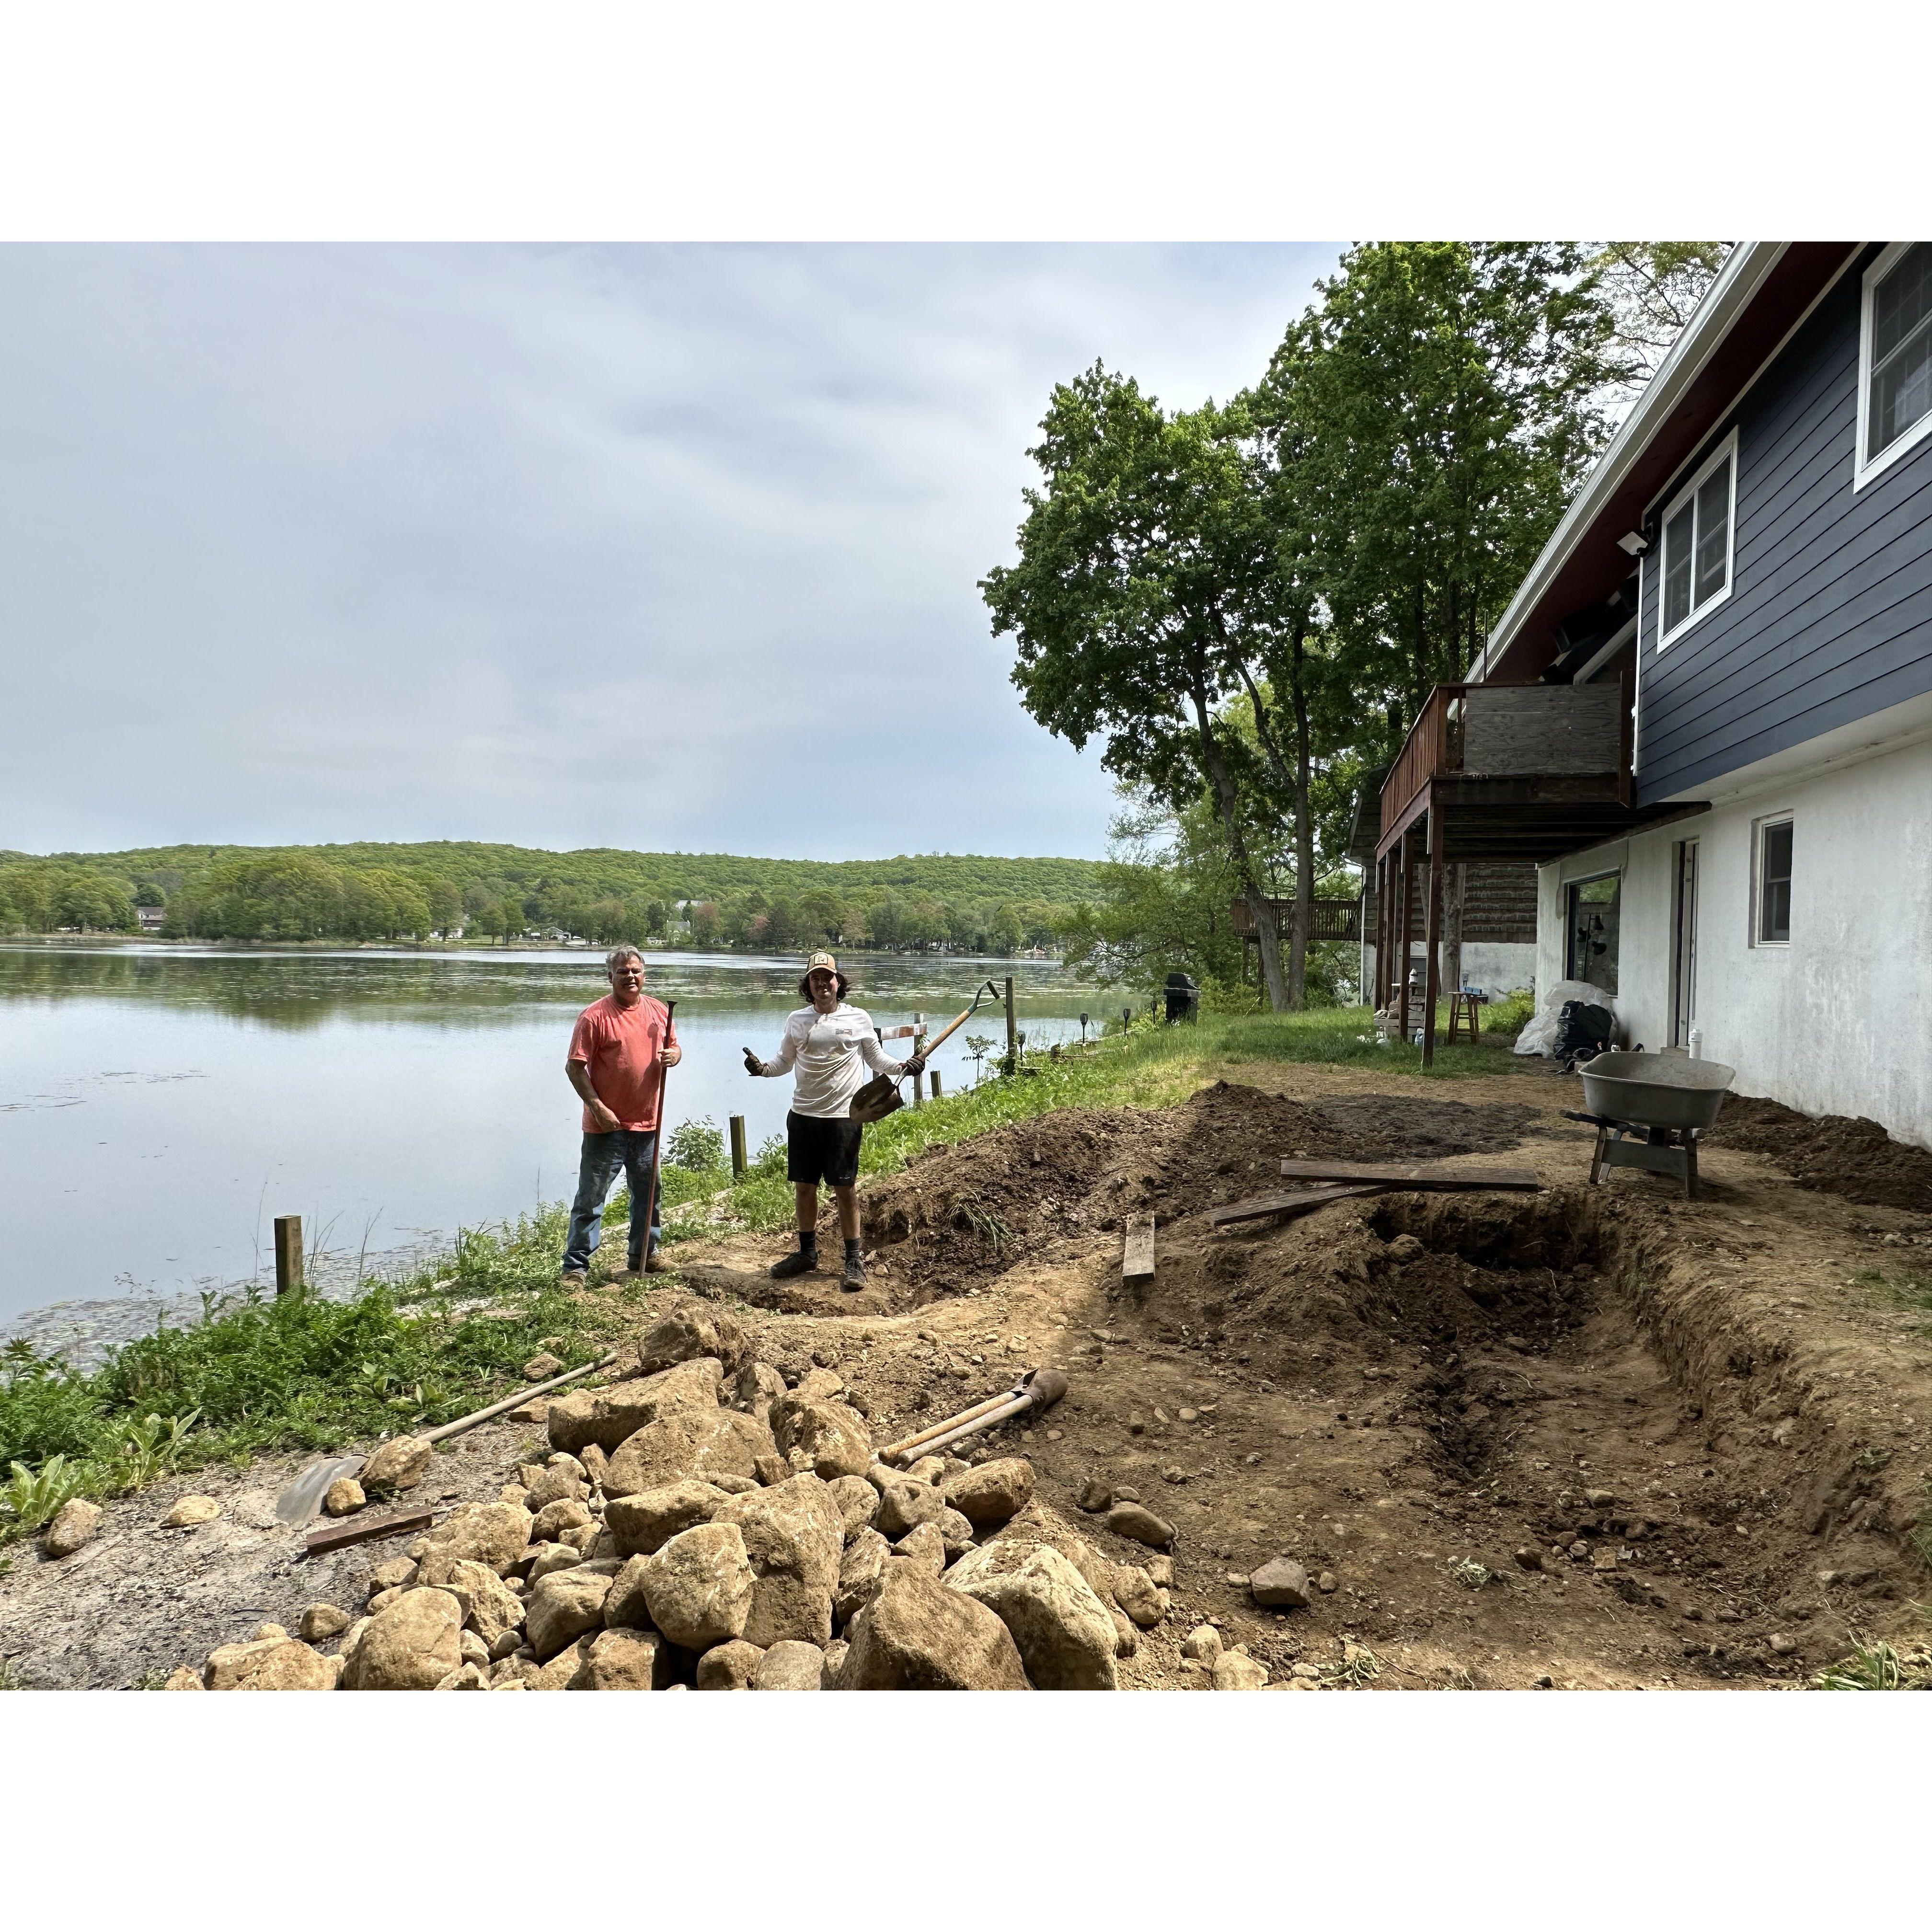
1474, 242, 1863, 687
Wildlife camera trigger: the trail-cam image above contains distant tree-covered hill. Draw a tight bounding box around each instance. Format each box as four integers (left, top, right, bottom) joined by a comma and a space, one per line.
0, 840, 1108, 951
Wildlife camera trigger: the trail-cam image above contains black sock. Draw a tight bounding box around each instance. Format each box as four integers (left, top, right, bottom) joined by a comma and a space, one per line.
844, 1238, 863, 1263
798, 1230, 817, 1255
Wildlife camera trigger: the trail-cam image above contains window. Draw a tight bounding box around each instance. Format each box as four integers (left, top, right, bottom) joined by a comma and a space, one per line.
1565, 872, 1620, 994
1858, 242, 1932, 487
1754, 816, 1793, 945
1657, 432, 1736, 646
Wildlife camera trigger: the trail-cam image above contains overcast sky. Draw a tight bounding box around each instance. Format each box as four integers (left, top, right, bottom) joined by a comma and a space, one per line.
0, 244, 1339, 862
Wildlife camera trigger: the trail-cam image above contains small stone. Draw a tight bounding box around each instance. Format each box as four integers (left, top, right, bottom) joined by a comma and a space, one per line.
1769, 1633, 1798, 1656
1110, 1608, 1139, 1657
1569, 1540, 1591, 1560
367, 1557, 416, 1596
323, 1478, 366, 1517
877, 1481, 946, 1538
532, 1497, 595, 1542
1076, 1476, 1113, 1513
162, 1667, 204, 1690
360, 1435, 434, 1492
1249, 1558, 1311, 1609
1533, 1672, 1553, 1689
527, 1543, 583, 1582
1181, 1624, 1223, 1663
1583, 1487, 1616, 1508
1514, 1547, 1544, 1571
569, 1626, 665, 1690
1291, 1661, 1322, 1680
940, 1457, 1035, 1527
298, 1603, 352, 1642
250, 1622, 289, 1643
1112, 1485, 1142, 1503
1213, 1650, 1269, 1690
522, 1352, 565, 1381
163, 1495, 222, 1528
1177, 1407, 1199, 1424
1317, 1571, 1337, 1594
1145, 1555, 1173, 1587
1112, 1565, 1168, 1630
755, 1640, 826, 1690
1104, 1502, 1174, 1548
43, 1498, 102, 1558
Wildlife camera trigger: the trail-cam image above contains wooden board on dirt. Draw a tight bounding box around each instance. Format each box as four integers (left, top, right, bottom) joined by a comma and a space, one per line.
1277, 1159, 1542, 1191
1122, 1215, 1156, 1282
302, 1506, 436, 1558
1208, 1183, 1387, 1228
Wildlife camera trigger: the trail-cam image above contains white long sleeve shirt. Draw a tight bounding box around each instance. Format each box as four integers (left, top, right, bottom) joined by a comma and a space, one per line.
758, 1002, 901, 1119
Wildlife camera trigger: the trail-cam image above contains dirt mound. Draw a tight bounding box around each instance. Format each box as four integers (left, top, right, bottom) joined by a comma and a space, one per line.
1707, 1096, 1932, 1211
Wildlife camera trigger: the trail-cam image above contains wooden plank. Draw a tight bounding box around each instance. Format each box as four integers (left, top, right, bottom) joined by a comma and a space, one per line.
302, 1505, 436, 1558
1278, 1159, 1542, 1191
1208, 1184, 1386, 1228
1122, 1214, 1156, 1281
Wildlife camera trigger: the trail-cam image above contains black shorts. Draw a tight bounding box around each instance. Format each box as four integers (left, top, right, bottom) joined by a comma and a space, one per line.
786, 1109, 863, 1187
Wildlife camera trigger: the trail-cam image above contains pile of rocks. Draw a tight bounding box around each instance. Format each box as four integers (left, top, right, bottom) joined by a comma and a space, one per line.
165, 1297, 1197, 1691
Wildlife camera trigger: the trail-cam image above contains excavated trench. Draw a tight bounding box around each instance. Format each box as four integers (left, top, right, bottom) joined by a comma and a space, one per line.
834, 1085, 1930, 1683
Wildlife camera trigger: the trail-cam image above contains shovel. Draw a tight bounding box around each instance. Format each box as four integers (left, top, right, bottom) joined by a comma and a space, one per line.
848, 982, 1000, 1124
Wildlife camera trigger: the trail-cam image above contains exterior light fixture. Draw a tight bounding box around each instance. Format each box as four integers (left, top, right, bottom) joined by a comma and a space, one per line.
1616, 530, 1649, 556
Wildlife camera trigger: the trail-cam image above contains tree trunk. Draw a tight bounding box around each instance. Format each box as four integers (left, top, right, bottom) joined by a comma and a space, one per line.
1288, 643, 1315, 1011
1192, 685, 1290, 1012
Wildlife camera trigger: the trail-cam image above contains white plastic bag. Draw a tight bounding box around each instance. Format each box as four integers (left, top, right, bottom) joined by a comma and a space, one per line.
1513, 978, 1612, 1058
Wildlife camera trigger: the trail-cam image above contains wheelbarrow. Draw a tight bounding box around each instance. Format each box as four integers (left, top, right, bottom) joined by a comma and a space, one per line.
1565, 1051, 1738, 1201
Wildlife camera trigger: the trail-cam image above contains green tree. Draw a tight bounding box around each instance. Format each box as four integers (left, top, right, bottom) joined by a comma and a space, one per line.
1591, 242, 1732, 403
982, 367, 1295, 1008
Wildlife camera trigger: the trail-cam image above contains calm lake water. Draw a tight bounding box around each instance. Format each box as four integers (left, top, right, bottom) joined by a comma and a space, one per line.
0, 943, 1108, 1336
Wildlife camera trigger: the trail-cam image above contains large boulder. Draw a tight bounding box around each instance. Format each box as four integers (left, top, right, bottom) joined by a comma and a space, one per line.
768, 1394, 874, 1481
835, 1527, 893, 1624
203, 1636, 339, 1691
711, 1475, 844, 1647
838, 1565, 1032, 1691
417, 1502, 534, 1577
525, 1566, 617, 1660
876, 1480, 946, 1539
569, 1627, 666, 1690
44, 1498, 101, 1558
635, 1522, 756, 1651
755, 1641, 825, 1690
696, 1639, 765, 1690
604, 1408, 778, 1499
547, 1357, 724, 1456
604, 1479, 729, 1557
827, 1475, 880, 1540
638, 1296, 749, 1376
359, 1435, 434, 1492
945, 1543, 1117, 1690
1113, 1566, 1168, 1630
428, 1558, 525, 1646
340, 1588, 464, 1690
941, 1458, 1035, 1527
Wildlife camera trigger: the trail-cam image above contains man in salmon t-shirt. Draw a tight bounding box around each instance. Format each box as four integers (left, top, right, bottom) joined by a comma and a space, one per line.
559, 946, 682, 1284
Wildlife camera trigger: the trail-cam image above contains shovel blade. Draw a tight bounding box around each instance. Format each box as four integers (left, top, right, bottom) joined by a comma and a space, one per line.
848, 1076, 903, 1124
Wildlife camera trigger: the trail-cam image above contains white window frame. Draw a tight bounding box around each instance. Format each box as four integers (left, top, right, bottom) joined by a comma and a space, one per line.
1855, 242, 1932, 491
1654, 428, 1738, 651
1750, 812, 1794, 949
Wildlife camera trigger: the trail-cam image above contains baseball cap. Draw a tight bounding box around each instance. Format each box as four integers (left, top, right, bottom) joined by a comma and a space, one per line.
806, 951, 839, 975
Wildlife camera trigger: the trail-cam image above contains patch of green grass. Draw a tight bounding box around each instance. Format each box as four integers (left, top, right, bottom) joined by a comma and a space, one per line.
1808, 1634, 1928, 1691
0, 1202, 645, 1545
1853, 1264, 1932, 1324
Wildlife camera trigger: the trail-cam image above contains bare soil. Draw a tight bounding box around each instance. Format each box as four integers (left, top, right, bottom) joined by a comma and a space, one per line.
8, 1054, 1931, 1690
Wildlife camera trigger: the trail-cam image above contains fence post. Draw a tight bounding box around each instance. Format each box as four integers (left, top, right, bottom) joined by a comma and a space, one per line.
274, 1214, 304, 1297
930, 1068, 943, 1098
1004, 977, 1018, 1073
729, 1115, 748, 1180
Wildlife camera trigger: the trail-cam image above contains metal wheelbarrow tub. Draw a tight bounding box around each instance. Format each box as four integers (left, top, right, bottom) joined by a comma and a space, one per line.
1579, 1051, 1737, 1133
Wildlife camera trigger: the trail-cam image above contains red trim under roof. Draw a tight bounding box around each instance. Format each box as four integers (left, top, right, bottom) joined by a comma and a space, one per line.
1486, 242, 1861, 686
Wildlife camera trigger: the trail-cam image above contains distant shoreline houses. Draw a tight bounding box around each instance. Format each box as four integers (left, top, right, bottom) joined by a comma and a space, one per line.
1368, 242, 1932, 1148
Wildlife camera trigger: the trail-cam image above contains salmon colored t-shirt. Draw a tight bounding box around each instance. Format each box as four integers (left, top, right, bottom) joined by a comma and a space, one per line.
568, 993, 678, 1132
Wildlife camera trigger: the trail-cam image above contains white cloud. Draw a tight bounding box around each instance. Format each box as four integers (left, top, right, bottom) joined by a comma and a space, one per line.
0, 242, 1338, 859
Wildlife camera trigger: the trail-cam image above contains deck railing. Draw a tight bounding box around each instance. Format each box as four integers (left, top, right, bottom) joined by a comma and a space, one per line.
1229, 897, 1361, 943
1380, 684, 1466, 842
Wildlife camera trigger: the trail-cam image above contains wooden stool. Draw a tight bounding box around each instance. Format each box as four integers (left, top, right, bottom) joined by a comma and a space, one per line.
1446, 990, 1481, 1046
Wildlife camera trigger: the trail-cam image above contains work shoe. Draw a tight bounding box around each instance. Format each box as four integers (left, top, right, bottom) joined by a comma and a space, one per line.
840, 1245, 866, 1293
769, 1244, 818, 1280
643, 1248, 669, 1274
559, 1270, 586, 1288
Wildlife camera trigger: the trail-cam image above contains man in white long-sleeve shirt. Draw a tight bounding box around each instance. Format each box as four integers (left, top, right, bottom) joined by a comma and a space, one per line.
744, 951, 923, 1290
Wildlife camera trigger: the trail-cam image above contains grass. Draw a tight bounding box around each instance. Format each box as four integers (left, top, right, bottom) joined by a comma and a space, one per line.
1809, 1632, 1932, 1690
0, 1003, 1526, 1544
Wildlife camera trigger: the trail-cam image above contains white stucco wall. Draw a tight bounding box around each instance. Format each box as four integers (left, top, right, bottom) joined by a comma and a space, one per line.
1535, 734, 1932, 1149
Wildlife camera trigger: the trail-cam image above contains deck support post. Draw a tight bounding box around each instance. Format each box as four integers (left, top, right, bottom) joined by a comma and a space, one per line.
1396, 829, 1414, 1041
1422, 806, 1443, 1067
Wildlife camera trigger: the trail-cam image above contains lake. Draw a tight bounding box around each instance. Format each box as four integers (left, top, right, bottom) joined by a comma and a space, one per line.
0, 943, 1111, 1342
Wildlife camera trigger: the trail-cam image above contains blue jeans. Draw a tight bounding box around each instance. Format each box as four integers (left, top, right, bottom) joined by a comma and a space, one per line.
562, 1130, 662, 1274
